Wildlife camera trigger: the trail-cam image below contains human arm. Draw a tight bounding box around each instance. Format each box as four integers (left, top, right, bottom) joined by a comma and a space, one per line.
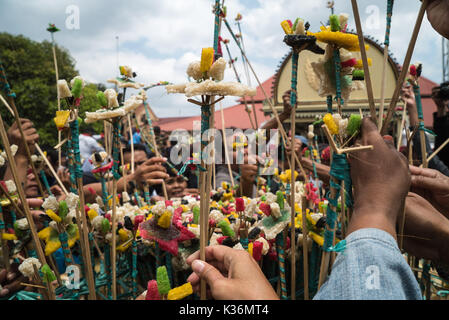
260, 90, 293, 130
315, 118, 422, 300
401, 85, 419, 128
347, 118, 410, 239
300, 157, 330, 184
83, 157, 169, 203
0, 263, 28, 298
239, 163, 258, 197
401, 192, 449, 265
409, 165, 449, 218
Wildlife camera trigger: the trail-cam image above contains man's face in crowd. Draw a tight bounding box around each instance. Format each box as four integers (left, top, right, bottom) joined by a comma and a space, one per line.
25, 169, 39, 198
124, 150, 148, 169
165, 175, 187, 199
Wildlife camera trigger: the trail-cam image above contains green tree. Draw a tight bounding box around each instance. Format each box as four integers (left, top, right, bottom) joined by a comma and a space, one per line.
0, 32, 104, 148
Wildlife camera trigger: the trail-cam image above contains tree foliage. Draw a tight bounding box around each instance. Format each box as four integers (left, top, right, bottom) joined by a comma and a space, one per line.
0, 32, 104, 148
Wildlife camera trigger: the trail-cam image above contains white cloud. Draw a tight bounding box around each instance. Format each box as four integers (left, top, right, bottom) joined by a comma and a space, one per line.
0, 0, 445, 120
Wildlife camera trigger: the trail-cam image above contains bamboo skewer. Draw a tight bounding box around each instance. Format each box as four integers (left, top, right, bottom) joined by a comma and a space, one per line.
322, 124, 373, 154
287, 46, 300, 300
199, 96, 214, 300
76, 175, 97, 300
424, 137, 449, 164
379, 47, 389, 130
34, 143, 69, 195
49, 30, 63, 169
220, 102, 235, 189
111, 178, 118, 300
0, 97, 68, 196
0, 112, 47, 267
0, 67, 46, 198
127, 114, 135, 175
0, 93, 14, 115
223, 18, 307, 176
300, 196, 309, 300
380, 0, 429, 135
396, 105, 407, 151
290, 97, 296, 301
379, 0, 394, 130
351, 0, 377, 123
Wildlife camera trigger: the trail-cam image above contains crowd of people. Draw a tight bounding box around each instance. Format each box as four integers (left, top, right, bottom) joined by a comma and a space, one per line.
1, 0, 449, 300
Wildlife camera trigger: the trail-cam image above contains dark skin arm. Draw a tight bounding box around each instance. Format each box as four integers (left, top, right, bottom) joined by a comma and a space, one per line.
83, 157, 169, 203
301, 157, 330, 184
401, 85, 419, 127
182, 118, 412, 300
401, 192, 449, 265
284, 136, 330, 183
260, 90, 293, 130
409, 165, 449, 218
0, 263, 28, 298
347, 118, 411, 239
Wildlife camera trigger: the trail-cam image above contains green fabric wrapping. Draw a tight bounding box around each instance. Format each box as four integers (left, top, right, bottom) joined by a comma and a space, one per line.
333, 48, 343, 105
213, 0, 221, 54
0, 62, 16, 98
327, 95, 333, 114
276, 233, 288, 300
66, 139, 77, 193
384, 0, 394, 46
69, 119, 83, 180
413, 84, 436, 136
40, 170, 53, 196
323, 153, 353, 252
111, 120, 122, 180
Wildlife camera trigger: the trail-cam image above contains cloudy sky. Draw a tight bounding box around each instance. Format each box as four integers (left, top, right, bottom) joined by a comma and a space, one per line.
0, 0, 444, 118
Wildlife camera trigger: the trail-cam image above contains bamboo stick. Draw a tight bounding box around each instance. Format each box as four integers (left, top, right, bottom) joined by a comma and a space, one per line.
49, 30, 62, 170
0, 68, 46, 198
0, 93, 14, 115
77, 176, 97, 300
1, 97, 68, 194
300, 196, 309, 300
0, 112, 47, 266
290, 103, 296, 300
199, 96, 213, 300
425, 136, 449, 164
379, 47, 389, 130
219, 102, 235, 189
396, 105, 407, 151
351, 0, 377, 123
379, 0, 396, 131
288, 47, 299, 300
34, 143, 69, 195
127, 114, 135, 175
381, 0, 429, 135
111, 178, 118, 300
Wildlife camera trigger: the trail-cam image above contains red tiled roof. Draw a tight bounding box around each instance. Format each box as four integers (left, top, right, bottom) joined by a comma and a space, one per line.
418, 76, 439, 128
155, 74, 440, 130
419, 77, 437, 96
239, 76, 274, 103
156, 102, 269, 131
154, 117, 190, 126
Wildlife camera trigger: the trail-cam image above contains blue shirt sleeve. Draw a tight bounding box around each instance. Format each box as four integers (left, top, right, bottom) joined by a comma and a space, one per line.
314, 228, 422, 300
